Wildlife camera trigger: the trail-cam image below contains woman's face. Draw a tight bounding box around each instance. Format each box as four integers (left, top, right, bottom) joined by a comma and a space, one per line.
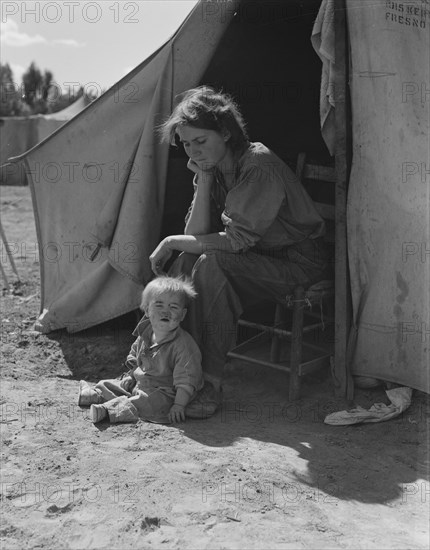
176, 125, 230, 170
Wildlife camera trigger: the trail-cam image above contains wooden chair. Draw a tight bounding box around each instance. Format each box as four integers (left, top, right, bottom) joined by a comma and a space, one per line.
227, 153, 336, 401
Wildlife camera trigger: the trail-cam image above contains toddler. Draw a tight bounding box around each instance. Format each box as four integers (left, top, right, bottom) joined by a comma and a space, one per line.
78, 276, 204, 424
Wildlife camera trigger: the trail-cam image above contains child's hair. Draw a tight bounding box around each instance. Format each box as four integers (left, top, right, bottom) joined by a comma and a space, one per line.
140, 276, 197, 310
159, 86, 249, 152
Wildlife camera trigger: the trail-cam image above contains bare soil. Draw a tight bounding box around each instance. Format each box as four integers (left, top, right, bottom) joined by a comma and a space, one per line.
1, 186, 429, 550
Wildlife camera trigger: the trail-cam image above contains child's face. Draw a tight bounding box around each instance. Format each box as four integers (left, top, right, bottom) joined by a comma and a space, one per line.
145, 291, 187, 335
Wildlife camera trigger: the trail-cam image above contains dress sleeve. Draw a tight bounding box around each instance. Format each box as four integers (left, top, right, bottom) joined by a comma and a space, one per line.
222, 161, 286, 251
184, 174, 199, 226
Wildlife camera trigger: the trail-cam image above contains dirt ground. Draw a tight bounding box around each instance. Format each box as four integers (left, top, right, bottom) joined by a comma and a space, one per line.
1, 185, 429, 550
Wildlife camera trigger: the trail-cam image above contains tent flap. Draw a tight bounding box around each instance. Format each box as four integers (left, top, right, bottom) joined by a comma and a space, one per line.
346, 0, 430, 392
24, 0, 239, 333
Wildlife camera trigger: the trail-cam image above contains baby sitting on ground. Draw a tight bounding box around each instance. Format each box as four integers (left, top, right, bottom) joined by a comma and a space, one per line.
78, 276, 206, 424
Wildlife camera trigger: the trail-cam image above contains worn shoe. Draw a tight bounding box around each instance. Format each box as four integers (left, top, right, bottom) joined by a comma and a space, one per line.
78, 380, 103, 407
185, 381, 222, 419
90, 404, 108, 423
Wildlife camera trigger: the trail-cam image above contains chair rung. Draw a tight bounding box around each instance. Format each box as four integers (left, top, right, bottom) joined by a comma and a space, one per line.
301, 341, 333, 354
237, 319, 292, 338
238, 319, 331, 338
303, 163, 335, 182
305, 311, 335, 324
227, 349, 331, 377
227, 350, 293, 373
302, 322, 326, 333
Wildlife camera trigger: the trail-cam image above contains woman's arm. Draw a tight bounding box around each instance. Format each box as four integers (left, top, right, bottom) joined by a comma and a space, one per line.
184, 161, 214, 235
149, 233, 235, 275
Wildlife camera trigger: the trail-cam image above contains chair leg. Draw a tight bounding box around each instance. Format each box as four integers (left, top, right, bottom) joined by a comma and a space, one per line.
289, 286, 305, 401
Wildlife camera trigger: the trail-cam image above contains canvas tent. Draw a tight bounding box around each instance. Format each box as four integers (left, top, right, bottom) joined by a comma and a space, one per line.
11, 0, 429, 395
345, 0, 429, 393
0, 95, 91, 185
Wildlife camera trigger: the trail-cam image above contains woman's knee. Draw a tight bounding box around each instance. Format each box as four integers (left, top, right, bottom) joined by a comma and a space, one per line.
194, 250, 251, 277
192, 252, 223, 278
169, 252, 199, 277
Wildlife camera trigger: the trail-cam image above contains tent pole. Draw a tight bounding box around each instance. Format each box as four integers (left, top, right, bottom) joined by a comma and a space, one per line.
334, 0, 353, 399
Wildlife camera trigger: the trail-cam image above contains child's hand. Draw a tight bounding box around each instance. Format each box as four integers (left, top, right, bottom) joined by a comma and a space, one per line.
120, 376, 135, 393
168, 404, 186, 423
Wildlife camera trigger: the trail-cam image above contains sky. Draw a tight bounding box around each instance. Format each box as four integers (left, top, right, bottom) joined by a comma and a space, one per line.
1, 0, 199, 94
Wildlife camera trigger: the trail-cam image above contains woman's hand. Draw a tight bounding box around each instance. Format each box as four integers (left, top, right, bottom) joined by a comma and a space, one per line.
187, 158, 201, 174
149, 237, 173, 275
187, 158, 214, 180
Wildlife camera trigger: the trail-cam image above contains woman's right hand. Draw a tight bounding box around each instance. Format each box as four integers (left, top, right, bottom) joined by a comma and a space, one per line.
187, 158, 201, 174
187, 159, 214, 179
149, 237, 174, 275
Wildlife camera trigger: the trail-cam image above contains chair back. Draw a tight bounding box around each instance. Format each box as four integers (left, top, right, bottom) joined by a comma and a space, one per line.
296, 152, 336, 244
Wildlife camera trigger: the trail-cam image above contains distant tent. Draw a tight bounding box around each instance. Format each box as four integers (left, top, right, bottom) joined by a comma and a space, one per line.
0, 95, 92, 185
11, 0, 430, 395
42, 96, 91, 122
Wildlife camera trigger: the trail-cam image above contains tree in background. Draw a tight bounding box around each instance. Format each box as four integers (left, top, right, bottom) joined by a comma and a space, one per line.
0, 63, 23, 116
22, 62, 54, 114
0, 61, 89, 116
22, 62, 100, 114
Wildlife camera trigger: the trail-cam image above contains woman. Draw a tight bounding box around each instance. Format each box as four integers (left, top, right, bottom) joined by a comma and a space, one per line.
150, 87, 329, 391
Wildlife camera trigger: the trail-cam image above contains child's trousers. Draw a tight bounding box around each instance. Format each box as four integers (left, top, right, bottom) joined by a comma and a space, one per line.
95, 379, 174, 423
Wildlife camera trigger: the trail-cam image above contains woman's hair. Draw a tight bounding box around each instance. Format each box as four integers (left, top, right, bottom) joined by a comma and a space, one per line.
159, 86, 249, 152
140, 276, 197, 311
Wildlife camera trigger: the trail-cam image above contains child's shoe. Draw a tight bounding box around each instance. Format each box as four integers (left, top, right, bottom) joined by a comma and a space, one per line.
90, 404, 108, 423
78, 380, 102, 407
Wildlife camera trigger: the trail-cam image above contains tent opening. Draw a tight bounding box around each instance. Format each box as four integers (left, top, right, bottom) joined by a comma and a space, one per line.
161, 0, 331, 239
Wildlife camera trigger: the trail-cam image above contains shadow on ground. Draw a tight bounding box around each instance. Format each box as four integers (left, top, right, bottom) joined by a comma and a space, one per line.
52, 320, 429, 508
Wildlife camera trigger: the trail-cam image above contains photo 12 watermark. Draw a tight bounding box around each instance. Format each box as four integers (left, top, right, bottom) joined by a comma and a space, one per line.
1, 480, 142, 506
401, 482, 429, 504
22, 159, 141, 185
400, 321, 429, 343
219, 400, 341, 424
402, 162, 429, 183
201, 480, 339, 506
1, 80, 106, 103
1, 2, 140, 24
0, 239, 140, 266
1, 400, 98, 425
402, 82, 430, 103
401, 242, 430, 263
0, 157, 142, 187
200, 0, 319, 24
